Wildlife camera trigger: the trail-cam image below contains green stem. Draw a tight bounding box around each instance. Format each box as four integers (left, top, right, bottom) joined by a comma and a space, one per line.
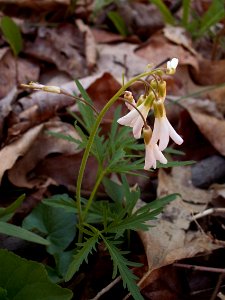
83, 169, 106, 221
76, 69, 160, 241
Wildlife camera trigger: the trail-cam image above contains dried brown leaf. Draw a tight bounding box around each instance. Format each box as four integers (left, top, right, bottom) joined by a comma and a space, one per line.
182, 98, 225, 156
138, 167, 217, 275
135, 33, 198, 71
24, 24, 87, 78
7, 120, 81, 188
0, 49, 40, 99
0, 124, 43, 183
190, 56, 225, 85
0, 0, 70, 10
76, 19, 97, 71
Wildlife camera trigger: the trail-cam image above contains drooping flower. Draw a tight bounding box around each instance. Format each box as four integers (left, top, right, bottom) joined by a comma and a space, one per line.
166, 58, 179, 74
143, 126, 167, 170
117, 93, 154, 139
20, 82, 61, 94
117, 101, 149, 139
151, 99, 183, 151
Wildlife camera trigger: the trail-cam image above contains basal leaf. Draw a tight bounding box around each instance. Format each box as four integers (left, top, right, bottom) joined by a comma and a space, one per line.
43, 194, 76, 213
0, 249, 72, 300
22, 203, 76, 254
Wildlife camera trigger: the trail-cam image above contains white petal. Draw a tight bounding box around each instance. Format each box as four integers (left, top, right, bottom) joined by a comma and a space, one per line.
144, 144, 156, 170
167, 60, 172, 69
158, 117, 169, 151
171, 58, 179, 69
153, 144, 167, 164
151, 118, 160, 145
125, 99, 136, 111
166, 118, 184, 145
133, 115, 144, 139
117, 109, 139, 126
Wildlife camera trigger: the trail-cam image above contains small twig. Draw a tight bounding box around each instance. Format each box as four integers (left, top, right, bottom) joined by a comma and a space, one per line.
173, 263, 225, 274
192, 208, 225, 221
210, 273, 225, 300
89, 276, 121, 300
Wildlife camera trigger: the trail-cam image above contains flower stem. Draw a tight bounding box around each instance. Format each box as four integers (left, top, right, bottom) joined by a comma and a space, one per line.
76, 70, 159, 241
83, 169, 106, 221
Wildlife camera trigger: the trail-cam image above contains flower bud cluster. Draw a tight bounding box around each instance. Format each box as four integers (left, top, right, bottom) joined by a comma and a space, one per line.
117, 58, 183, 170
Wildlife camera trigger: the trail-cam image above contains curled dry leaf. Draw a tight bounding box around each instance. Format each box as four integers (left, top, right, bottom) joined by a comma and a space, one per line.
0, 124, 44, 183
76, 19, 97, 71
138, 167, 218, 278
24, 24, 87, 78
182, 98, 225, 156
135, 32, 199, 71
163, 26, 197, 55
7, 120, 81, 189
0, 48, 40, 99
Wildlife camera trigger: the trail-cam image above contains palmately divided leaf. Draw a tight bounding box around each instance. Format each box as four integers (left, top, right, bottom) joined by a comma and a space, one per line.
102, 237, 144, 300
65, 235, 99, 281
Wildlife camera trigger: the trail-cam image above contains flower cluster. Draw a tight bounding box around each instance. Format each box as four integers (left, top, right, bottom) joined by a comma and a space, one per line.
117, 58, 183, 170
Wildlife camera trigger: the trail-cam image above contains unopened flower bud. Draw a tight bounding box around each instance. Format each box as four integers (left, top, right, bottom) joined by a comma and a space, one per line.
144, 91, 155, 107
166, 58, 179, 74
143, 126, 152, 145
124, 91, 134, 103
158, 80, 166, 99
20, 82, 61, 94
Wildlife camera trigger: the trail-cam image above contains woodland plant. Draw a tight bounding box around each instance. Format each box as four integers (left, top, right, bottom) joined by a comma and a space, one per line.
15, 59, 188, 300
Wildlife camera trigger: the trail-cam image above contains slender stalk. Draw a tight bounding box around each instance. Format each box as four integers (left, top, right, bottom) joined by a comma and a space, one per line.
82, 169, 106, 220
76, 69, 160, 241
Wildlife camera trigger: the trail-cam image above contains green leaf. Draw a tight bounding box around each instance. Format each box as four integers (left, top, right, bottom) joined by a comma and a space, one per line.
102, 177, 124, 204
150, 0, 175, 25
107, 11, 129, 37
22, 203, 76, 254
93, 0, 114, 15
0, 194, 25, 221
0, 221, 50, 245
136, 193, 179, 214
197, 0, 225, 37
65, 235, 99, 281
157, 160, 195, 168
75, 79, 95, 132
0, 16, 23, 56
43, 194, 76, 213
182, 0, 191, 26
0, 249, 72, 300
102, 237, 144, 300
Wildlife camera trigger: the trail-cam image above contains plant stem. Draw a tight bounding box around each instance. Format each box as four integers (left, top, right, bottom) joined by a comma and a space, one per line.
83, 169, 106, 220
76, 69, 159, 241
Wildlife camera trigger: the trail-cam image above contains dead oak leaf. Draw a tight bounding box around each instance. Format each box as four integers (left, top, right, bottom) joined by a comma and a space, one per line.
138, 167, 217, 278
0, 124, 44, 183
